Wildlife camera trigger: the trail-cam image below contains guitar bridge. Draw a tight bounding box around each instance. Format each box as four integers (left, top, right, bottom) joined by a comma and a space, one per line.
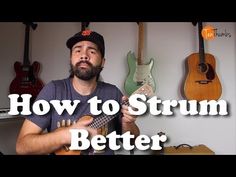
195, 80, 212, 84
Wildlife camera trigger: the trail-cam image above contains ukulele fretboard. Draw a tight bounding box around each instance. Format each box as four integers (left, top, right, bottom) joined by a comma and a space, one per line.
89, 100, 129, 129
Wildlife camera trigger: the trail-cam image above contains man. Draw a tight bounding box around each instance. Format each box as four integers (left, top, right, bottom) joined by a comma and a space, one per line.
16, 29, 140, 155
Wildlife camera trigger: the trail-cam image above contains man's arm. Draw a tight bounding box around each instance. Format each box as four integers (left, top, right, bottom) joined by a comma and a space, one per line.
16, 119, 71, 154
16, 118, 96, 155
122, 121, 140, 137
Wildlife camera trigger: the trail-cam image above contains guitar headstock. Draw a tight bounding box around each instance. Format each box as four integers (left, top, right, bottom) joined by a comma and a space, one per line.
23, 22, 38, 30
81, 22, 90, 31
132, 83, 154, 97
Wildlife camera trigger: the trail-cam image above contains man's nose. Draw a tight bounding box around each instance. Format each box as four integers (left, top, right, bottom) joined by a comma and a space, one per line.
80, 51, 89, 60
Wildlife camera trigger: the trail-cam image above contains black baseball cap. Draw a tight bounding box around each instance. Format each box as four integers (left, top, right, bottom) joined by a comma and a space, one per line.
66, 29, 105, 58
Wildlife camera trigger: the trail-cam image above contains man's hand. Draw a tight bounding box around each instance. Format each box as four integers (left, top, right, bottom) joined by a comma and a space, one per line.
72, 116, 98, 138
121, 96, 137, 124
121, 96, 140, 137
59, 116, 98, 145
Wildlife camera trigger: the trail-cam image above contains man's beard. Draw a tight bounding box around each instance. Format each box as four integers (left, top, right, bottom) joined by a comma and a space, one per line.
70, 61, 103, 81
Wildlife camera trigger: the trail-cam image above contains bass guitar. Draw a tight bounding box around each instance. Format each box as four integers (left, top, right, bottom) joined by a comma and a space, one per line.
9, 22, 44, 103
184, 22, 222, 101
124, 22, 156, 96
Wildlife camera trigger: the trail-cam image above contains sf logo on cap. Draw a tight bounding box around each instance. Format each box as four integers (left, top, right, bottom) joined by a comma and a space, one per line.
82, 29, 92, 36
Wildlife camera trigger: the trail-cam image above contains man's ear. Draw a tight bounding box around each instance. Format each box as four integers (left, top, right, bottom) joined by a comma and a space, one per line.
101, 58, 105, 67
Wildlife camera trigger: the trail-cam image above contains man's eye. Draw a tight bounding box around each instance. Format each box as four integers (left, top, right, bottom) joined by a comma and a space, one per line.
74, 50, 80, 53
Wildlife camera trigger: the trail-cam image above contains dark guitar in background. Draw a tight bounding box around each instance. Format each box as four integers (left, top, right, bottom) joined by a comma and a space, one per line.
184, 22, 222, 101
9, 22, 44, 103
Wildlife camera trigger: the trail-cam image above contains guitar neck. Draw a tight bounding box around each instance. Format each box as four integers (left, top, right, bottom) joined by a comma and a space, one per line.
23, 24, 30, 66
81, 22, 90, 31
198, 22, 205, 64
137, 22, 144, 65
22, 22, 37, 66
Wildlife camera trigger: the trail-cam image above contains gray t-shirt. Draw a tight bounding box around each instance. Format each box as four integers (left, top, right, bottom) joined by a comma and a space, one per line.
27, 77, 123, 155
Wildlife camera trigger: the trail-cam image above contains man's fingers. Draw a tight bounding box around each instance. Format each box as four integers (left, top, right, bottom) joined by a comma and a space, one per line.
122, 95, 129, 102
79, 116, 94, 126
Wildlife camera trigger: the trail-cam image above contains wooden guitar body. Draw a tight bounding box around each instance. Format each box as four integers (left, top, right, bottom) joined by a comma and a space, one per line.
184, 53, 222, 101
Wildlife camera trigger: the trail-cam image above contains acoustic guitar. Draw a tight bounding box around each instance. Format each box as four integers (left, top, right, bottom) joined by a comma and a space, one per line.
124, 22, 156, 96
9, 22, 44, 103
184, 22, 222, 101
54, 84, 153, 155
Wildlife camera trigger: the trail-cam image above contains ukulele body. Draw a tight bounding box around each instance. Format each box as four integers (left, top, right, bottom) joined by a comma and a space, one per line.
54, 115, 106, 155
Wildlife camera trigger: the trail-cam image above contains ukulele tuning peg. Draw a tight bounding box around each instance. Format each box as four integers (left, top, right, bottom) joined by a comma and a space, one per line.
66, 119, 71, 126
61, 119, 65, 127
57, 121, 61, 128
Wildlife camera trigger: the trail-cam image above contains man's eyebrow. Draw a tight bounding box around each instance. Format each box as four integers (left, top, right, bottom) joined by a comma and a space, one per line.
72, 45, 82, 50
87, 46, 98, 51
72, 45, 98, 51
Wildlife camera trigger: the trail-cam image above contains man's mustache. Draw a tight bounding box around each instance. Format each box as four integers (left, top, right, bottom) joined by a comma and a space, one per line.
75, 61, 92, 67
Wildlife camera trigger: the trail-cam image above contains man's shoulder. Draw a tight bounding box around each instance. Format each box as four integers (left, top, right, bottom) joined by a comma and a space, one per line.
39, 78, 71, 94
49, 77, 70, 87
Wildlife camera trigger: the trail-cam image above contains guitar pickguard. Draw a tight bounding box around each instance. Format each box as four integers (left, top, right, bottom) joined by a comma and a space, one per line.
133, 60, 155, 87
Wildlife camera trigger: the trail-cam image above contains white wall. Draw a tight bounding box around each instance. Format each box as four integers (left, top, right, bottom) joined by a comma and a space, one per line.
0, 22, 235, 154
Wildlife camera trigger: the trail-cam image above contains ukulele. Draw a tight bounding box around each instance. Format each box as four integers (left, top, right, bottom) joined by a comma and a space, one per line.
124, 22, 156, 96
54, 84, 153, 155
9, 22, 44, 103
184, 22, 222, 101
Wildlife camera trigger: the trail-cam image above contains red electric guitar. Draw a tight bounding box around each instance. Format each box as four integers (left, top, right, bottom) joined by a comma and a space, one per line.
9, 22, 44, 102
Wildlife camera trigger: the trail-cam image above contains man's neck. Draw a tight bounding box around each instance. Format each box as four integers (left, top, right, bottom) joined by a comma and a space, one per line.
72, 77, 97, 96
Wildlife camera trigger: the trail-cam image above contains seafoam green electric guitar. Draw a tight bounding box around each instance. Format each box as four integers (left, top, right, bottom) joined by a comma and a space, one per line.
124, 22, 156, 96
